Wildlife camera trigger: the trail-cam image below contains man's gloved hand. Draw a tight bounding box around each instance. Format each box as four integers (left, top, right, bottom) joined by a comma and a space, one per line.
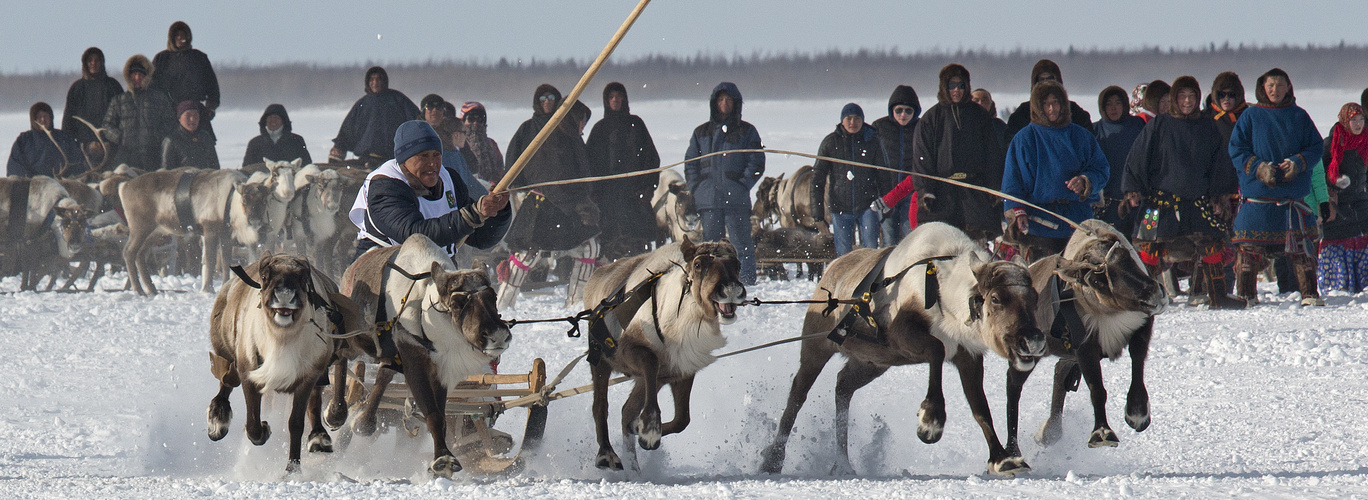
1256, 161, 1279, 187
1066, 175, 1091, 199
329, 147, 345, 162
478, 191, 510, 218
870, 197, 892, 216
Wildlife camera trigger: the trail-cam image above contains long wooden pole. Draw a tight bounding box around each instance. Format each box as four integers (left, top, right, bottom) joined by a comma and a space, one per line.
491, 0, 652, 193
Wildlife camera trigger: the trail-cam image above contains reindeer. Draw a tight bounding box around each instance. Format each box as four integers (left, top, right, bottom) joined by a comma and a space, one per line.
286, 164, 344, 266
340, 234, 512, 478
760, 222, 1047, 476
757, 165, 830, 233
314, 166, 369, 276
581, 237, 748, 470
1001, 219, 1168, 454
206, 253, 363, 474
0, 176, 86, 289
246, 159, 301, 254
120, 168, 270, 295
651, 169, 702, 244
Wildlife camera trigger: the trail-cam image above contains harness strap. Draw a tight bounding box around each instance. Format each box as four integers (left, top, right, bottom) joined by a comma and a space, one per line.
1048, 278, 1088, 355
174, 171, 198, 230
585, 269, 669, 365
828, 251, 960, 346
372, 253, 437, 368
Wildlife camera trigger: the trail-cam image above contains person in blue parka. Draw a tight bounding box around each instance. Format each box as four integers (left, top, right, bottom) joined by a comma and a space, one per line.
8, 102, 84, 178
330, 66, 420, 167
684, 82, 764, 284
1001, 80, 1110, 261
1228, 68, 1325, 306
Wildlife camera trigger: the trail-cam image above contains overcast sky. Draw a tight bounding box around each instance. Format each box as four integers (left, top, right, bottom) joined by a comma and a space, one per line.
3, 0, 1365, 74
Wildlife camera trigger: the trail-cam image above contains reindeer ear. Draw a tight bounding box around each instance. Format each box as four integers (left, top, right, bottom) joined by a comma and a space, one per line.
1055, 259, 1090, 284
668, 183, 685, 195
290, 158, 303, 169
680, 236, 697, 262
430, 261, 446, 289
1011, 254, 1028, 267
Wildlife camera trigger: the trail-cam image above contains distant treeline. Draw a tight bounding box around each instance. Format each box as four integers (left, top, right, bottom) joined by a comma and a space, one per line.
4, 44, 1368, 112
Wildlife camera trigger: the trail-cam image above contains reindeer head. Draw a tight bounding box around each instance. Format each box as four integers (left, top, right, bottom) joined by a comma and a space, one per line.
426, 262, 511, 358
1058, 221, 1168, 315
970, 255, 1047, 371
263, 158, 300, 203
667, 182, 701, 233
311, 169, 344, 213
53, 198, 87, 257
237, 182, 271, 228
753, 176, 779, 221
253, 253, 316, 329
680, 237, 747, 324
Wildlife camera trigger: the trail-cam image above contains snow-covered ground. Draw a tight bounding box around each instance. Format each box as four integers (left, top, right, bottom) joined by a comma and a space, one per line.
2, 88, 1362, 177
3, 267, 1368, 499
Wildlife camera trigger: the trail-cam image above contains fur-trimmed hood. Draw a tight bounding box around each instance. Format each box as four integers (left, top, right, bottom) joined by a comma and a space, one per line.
1255, 68, 1296, 107
602, 81, 629, 116
886, 84, 921, 120
1142, 80, 1170, 114
533, 83, 562, 116
1097, 85, 1128, 119
29, 102, 52, 131
166, 21, 192, 52
1031, 59, 1063, 86
122, 54, 153, 87
1030, 81, 1072, 128
1212, 71, 1245, 104
81, 47, 106, 79
936, 63, 971, 105
1169, 76, 1203, 119
364, 66, 389, 94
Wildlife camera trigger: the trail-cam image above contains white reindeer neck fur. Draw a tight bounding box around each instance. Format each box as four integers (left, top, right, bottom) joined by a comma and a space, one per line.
885, 223, 994, 358
390, 235, 494, 387
626, 260, 727, 377
225, 186, 259, 245
241, 284, 332, 392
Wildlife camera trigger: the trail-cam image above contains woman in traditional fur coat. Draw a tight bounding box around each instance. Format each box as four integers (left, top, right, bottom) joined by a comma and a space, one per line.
1316, 103, 1368, 293
1228, 68, 1325, 306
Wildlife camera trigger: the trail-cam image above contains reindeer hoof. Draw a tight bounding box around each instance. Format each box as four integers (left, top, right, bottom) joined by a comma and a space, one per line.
429, 455, 461, 478
916, 400, 946, 444
247, 421, 271, 446
989, 456, 1032, 476
1126, 410, 1151, 432
285, 459, 302, 475
1088, 428, 1120, 448
595, 450, 623, 470
759, 444, 786, 474
308, 431, 333, 453
206, 400, 231, 441
324, 401, 348, 430
830, 458, 857, 476
352, 410, 378, 436
632, 417, 662, 451
1035, 416, 1063, 446
1126, 395, 1151, 432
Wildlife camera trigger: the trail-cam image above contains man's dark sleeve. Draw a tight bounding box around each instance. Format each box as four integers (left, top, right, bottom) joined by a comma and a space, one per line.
366, 176, 502, 249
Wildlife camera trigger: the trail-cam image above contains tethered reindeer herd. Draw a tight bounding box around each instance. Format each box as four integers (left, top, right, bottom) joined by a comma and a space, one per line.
5, 1, 1361, 493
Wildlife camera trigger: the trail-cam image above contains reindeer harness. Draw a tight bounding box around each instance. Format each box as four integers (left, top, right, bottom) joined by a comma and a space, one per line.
827, 249, 962, 346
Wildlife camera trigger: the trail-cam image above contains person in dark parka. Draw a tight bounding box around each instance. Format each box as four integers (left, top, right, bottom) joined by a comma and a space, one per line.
1004, 59, 1093, 141
498, 85, 602, 308
1121, 76, 1244, 308
102, 55, 175, 170
972, 88, 1008, 148
812, 103, 890, 256
456, 102, 506, 183
684, 82, 764, 284
7, 102, 84, 178
330, 66, 420, 166
1093, 85, 1146, 230
586, 82, 662, 259
1135, 80, 1171, 123
903, 64, 1005, 242
1228, 68, 1325, 306
1210, 72, 1248, 146
242, 104, 312, 167
162, 100, 219, 170
62, 47, 123, 158
151, 21, 220, 138
1002, 81, 1110, 260
870, 84, 921, 245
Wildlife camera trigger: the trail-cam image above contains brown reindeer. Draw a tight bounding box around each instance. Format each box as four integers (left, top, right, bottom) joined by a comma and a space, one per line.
120, 168, 270, 295
651, 169, 702, 244
206, 253, 362, 474
581, 237, 748, 470
760, 222, 1047, 476
0, 177, 87, 289
340, 234, 512, 478
1002, 219, 1168, 455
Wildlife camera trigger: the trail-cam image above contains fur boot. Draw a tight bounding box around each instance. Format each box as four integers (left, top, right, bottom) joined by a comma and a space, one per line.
1203, 262, 1247, 309
497, 251, 539, 309
1292, 253, 1324, 306
563, 238, 600, 309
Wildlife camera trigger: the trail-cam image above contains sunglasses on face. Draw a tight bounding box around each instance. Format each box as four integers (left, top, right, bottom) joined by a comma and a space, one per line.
1215, 91, 1239, 100
946, 81, 967, 91
464, 114, 486, 123
893, 107, 916, 115
538, 94, 558, 103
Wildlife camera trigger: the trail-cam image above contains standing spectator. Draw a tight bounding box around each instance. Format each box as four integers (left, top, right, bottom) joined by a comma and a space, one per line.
498, 86, 600, 308
899, 64, 1004, 243
241, 104, 311, 166
456, 102, 505, 183
1004, 59, 1093, 141
870, 84, 921, 245
1316, 103, 1368, 293
685, 82, 764, 284
1121, 76, 1244, 309
162, 101, 219, 170
1210, 72, 1248, 145
62, 47, 122, 163
151, 21, 220, 138
812, 103, 889, 256
1135, 80, 1171, 123
586, 82, 662, 259
102, 55, 175, 170
7, 102, 83, 177
1229, 68, 1325, 306
330, 66, 420, 167
972, 87, 1008, 148
1001, 81, 1110, 260
1093, 85, 1146, 230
